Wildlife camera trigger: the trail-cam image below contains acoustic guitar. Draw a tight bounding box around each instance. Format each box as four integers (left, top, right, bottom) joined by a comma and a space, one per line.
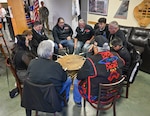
134, 0, 150, 27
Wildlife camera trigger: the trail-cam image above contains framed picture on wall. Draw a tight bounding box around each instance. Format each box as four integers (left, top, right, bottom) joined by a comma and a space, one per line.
89, 0, 109, 16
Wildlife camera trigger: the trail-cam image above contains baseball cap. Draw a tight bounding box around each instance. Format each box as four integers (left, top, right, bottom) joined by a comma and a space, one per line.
94, 35, 108, 47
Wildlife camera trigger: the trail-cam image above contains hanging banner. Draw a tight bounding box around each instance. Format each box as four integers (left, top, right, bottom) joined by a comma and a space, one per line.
72, 0, 80, 37
114, 0, 130, 19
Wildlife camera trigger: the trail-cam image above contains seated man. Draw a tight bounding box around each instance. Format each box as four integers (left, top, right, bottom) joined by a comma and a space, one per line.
74, 19, 94, 55
30, 21, 48, 56
94, 17, 109, 39
108, 21, 127, 47
111, 38, 131, 76
27, 40, 72, 103
73, 35, 125, 106
53, 17, 74, 54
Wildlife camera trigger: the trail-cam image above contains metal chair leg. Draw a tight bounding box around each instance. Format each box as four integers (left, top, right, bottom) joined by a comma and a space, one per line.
84, 99, 86, 108
113, 101, 116, 116
35, 111, 38, 116
26, 109, 31, 116
54, 112, 56, 116
126, 82, 130, 98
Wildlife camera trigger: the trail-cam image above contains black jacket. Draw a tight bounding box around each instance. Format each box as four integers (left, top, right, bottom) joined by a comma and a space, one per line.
52, 24, 73, 44
94, 25, 109, 39
75, 24, 94, 43
21, 80, 62, 113
32, 28, 48, 44
116, 47, 131, 75
30, 29, 48, 55
77, 51, 125, 96
13, 49, 28, 70
27, 58, 67, 92
108, 29, 127, 47
13, 47, 35, 70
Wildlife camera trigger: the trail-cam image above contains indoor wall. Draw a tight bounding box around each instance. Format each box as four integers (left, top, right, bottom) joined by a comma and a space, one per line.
87, 0, 150, 28
42, 0, 72, 30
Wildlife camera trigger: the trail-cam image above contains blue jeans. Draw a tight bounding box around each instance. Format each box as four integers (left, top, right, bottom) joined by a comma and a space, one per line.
73, 78, 82, 103
59, 77, 72, 101
55, 40, 74, 54
74, 41, 91, 55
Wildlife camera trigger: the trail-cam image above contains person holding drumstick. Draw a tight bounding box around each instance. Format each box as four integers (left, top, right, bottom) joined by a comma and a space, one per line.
74, 19, 94, 57
27, 40, 72, 105
53, 17, 74, 56
73, 35, 125, 106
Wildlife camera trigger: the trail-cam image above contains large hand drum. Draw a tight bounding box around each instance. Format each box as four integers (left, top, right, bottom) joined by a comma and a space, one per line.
56, 55, 85, 71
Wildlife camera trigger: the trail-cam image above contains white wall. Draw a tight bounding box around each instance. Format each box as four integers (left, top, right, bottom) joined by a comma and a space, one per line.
0, 0, 7, 3
44, 0, 72, 30
87, 0, 150, 28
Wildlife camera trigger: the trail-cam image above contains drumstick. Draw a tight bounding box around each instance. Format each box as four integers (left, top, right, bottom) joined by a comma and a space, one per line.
79, 51, 89, 56
73, 51, 75, 55
64, 67, 67, 71
79, 52, 85, 55
53, 54, 63, 58
65, 52, 68, 56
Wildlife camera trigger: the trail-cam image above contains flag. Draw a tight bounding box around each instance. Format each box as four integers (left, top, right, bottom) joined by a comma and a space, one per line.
33, 0, 39, 21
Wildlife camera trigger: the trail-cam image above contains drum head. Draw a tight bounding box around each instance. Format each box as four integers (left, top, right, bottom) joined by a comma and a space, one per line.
56, 55, 85, 71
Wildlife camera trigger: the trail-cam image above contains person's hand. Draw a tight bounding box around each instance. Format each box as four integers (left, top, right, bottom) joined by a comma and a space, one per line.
86, 40, 91, 44
88, 44, 94, 52
59, 44, 63, 49
67, 36, 71, 40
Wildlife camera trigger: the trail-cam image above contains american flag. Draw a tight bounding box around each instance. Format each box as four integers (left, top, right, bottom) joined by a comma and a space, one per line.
33, 0, 39, 21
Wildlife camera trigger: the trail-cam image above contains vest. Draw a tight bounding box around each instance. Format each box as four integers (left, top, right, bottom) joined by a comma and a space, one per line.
78, 51, 124, 103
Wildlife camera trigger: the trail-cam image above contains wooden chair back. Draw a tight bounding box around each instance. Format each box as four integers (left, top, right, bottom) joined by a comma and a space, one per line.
84, 77, 125, 116
5, 58, 23, 98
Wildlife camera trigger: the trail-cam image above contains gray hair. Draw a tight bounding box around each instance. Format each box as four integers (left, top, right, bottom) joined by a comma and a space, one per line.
37, 40, 54, 59
109, 21, 119, 28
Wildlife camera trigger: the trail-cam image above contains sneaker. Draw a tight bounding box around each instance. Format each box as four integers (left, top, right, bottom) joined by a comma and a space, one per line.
75, 102, 82, 107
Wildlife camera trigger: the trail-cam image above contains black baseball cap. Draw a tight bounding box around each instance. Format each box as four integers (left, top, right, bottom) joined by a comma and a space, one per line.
94, 35, 108, 47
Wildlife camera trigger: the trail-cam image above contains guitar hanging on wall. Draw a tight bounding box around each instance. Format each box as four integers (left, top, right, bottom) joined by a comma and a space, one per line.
134, 0, 150, 27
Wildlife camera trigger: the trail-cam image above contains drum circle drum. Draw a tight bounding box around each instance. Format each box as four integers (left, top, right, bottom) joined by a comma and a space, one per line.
56, 55, 85, 71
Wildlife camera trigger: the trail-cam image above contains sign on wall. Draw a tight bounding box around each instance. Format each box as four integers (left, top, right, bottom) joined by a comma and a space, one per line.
89, 0, 109, 16
134, 0, 150, 27
114, 0, 130, 19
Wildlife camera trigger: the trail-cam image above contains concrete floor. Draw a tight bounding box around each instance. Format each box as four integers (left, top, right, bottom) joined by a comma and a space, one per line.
0, 59, 150, 116
0, 23, 150, 116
